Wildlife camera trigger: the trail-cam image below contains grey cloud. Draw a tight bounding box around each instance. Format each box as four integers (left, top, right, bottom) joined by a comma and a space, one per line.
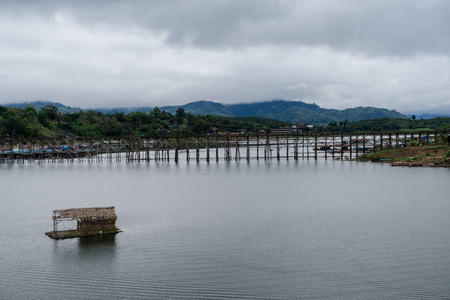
2, 0, 450, 56
0, 0, 449, 114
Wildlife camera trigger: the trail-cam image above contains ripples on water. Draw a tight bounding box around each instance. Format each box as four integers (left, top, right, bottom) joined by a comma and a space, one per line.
0, 160, 449, 299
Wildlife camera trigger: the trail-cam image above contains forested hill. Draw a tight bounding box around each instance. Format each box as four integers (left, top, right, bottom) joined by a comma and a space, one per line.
4, 101, 80, 114
159, 100, 406, 124
4, 99, 406, 124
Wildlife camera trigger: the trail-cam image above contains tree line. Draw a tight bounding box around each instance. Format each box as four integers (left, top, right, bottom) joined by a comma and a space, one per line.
1, 104, 449, 138
318, 117, 450, 133
0, 105, 290, 138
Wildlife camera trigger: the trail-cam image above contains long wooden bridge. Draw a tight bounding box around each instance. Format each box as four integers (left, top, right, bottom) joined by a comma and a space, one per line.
0, 131, 443, 164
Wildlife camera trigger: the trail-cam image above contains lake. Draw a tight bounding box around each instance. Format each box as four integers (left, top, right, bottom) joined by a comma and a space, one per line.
0, 159, 449, 299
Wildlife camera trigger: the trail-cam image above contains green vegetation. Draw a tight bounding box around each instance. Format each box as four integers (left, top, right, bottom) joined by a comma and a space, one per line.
5, 100, 407, 124
361, 144, 450, 167
1, 102, 449, 138
0, 104, 290, 138
320, 117, 450, 133
358, 148, 398, 162
4, 101, 80, 114
160, 100, 406, 124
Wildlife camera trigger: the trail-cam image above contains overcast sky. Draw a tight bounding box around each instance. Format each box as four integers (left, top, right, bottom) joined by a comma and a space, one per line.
1, 0, 450, 114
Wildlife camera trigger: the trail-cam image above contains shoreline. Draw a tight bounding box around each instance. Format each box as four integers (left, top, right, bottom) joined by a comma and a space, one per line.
361, 145, 450, 167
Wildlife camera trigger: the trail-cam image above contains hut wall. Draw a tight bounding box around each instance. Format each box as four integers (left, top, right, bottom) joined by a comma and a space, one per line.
77, 219, 116, 232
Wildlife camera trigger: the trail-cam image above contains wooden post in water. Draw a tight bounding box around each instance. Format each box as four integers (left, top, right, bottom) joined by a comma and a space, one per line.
362, 134, 366, 156
303, 135, 305, 159
246, 136, 250, 161
152, 141, 157, 161
196, 139, 200, 162
294, 136, 298, 160
276, 136, 280, 161
146, 139, 150, 162
264, 136, 267, 160
225, 137, 231, 161
286, 136, 289, 160
175, 138, 179, 163
264, 135, 270, 160
256, 136, 260, 160
314, 134, 318, 160
216, 136, 219, 162
349, 134, 353, 160
163, 139, 167, 161
306, 134, 310, 160
332, 135, 335, 160
206, 137, 210, 162
235, 137, 240, 161
186, 138, 190, 162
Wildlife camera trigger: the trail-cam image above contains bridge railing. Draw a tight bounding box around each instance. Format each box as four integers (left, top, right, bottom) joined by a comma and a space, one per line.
0, 131, 443, 163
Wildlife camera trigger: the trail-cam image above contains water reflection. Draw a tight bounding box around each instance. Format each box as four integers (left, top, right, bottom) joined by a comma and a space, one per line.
2, 160, 449, 299
52, 234, 117, 266
78, 234, 117, 261
78, 233, 117, 249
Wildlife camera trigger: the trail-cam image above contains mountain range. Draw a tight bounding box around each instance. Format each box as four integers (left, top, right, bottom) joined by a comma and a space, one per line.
3, 100, 407, 124
3, 101, 80, 114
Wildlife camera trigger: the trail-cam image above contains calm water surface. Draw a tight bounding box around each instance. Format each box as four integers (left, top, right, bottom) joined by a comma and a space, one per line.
0, 160, 449, 299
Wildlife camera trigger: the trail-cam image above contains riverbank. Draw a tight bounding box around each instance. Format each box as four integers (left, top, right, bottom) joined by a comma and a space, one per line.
361, 145, 450, 167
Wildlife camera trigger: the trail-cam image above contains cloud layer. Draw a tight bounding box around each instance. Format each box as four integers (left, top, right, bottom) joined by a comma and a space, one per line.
1, 0, 449, 113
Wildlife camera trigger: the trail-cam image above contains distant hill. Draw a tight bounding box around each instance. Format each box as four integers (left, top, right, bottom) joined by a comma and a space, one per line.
95, 106, 153, 114
3, 99, 406, 124
159, 100, 406, 124
405, 113, 450, 119
3, 100, 80, 114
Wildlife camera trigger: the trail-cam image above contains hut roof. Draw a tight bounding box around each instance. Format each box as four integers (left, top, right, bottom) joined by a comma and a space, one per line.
53, 206, 117, 221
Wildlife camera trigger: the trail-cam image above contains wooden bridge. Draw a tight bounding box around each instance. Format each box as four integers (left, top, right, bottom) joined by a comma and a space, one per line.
0, 131, 443, 164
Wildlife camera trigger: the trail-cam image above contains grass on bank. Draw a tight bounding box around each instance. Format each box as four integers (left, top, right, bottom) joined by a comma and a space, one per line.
360, 145, 450, 166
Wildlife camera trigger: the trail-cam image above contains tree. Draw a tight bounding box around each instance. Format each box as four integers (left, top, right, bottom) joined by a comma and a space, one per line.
38, 110, 50, 127
3, 110, 32, 137
42, 105, 58, 120
176, 107, 186, 122
193, 119, 209, 133
0, 116, 4, 136
153, 106, 161, 117
0, 105, 7, 116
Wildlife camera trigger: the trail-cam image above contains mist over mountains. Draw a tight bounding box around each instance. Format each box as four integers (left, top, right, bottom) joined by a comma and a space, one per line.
4, 100, 408, 124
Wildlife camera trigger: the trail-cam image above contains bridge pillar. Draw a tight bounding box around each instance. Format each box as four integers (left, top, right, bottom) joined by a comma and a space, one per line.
256, 136, 260, 160
286, 136, 289, 160
186, 138, 190, 162
276, 136, 280, 161
246, 137, 250, 161
216, 136, 219, 162
314, 134, 318, 160
206, 138, 210, 162
196, 139, 200, 162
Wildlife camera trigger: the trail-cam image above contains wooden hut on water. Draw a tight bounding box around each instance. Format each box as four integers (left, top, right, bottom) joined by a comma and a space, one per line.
46, 206, 120, 239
